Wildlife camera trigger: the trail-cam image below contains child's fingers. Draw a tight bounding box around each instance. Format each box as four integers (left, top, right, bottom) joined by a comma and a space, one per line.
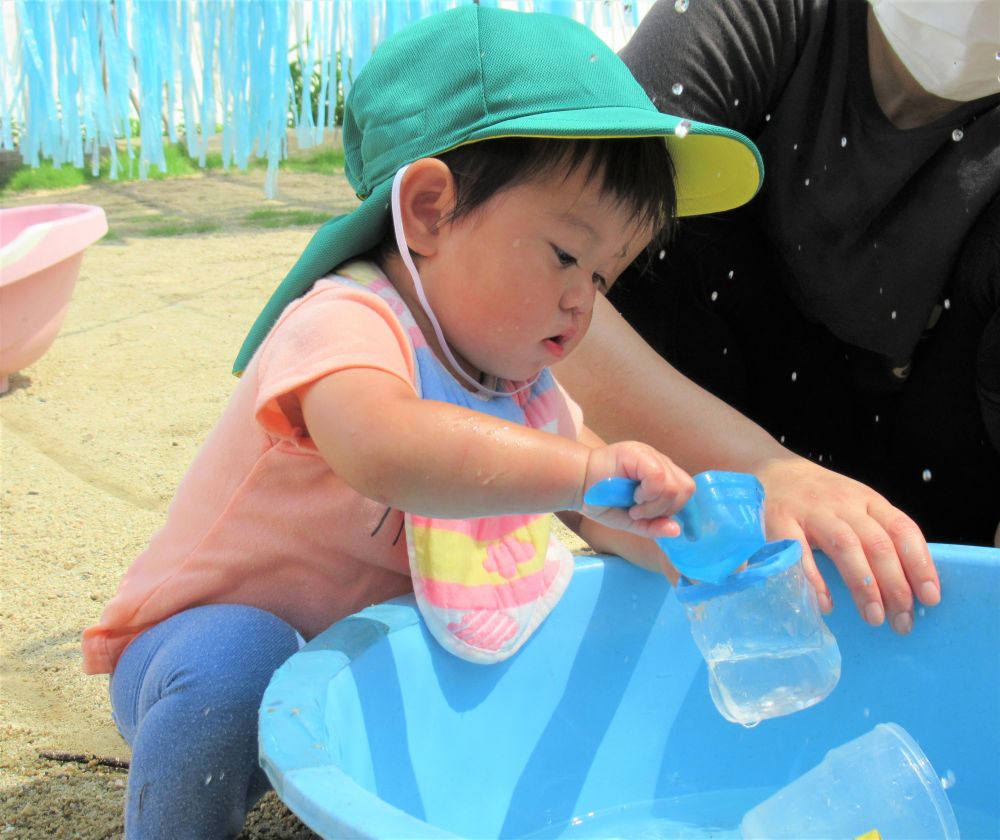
629, 461, 695, 520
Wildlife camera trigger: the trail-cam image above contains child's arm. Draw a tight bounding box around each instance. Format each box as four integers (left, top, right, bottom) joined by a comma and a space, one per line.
298, 367, 693, 538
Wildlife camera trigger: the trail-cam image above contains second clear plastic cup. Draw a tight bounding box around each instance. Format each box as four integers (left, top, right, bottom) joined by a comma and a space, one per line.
740, 722, 961, 839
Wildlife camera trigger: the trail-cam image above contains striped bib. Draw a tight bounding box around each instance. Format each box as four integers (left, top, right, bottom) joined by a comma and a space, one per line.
336, 262, 575, 663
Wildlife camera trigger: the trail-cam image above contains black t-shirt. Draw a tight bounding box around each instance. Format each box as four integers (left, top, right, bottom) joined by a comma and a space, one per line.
621, 0, 1000, 368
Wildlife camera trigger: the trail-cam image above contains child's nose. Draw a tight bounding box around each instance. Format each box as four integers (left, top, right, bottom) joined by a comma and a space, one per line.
560, 272, 595, 314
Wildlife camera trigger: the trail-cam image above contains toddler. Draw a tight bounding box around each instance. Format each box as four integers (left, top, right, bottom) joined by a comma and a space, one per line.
82, 6, 762, 838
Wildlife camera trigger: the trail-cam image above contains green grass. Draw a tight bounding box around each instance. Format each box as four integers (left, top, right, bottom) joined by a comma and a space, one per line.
140, 219, 221, 237
0, 140, 344, 197
245, 208, 330, 228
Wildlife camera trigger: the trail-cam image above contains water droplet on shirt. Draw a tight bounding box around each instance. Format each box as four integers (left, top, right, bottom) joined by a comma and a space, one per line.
722, 347, 728, 355
765, 113, 771, 121
780, 435, 786, 443
205, 774, 213, 785
952, 128, 964, 142
674, 0, 689, 11
793, 142, 798, 150
941, 769, 956, 790
943, 298, 951, 309
918, 607, 926, 617
922, 468, 933, 482
874, 414, 880, 423
790, 371, 798, 382
863, 707, 871, 718
671, 82, 684, 95
710, 290, 718, 301
733, 98, 740, 106
728, 269, 734, 279
589, 54, 598, 63
841, 136, 847, 147
675, 119, 692, 138
804, 177, 810, 186
891, 310, 897, 319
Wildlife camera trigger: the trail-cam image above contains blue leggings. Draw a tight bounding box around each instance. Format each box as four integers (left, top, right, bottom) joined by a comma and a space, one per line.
110, 604, 302, 839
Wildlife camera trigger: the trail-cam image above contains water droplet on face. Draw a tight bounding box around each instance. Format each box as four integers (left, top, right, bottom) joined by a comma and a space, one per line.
941, 769, 956, 790
710, 290, 718, 301
841, 136, 848, 147
674, 119, 692, 138
790, 371, 797, 382
943, 298, 951, 309
922, 468, 933, 482
674, 0, 689, 11
671, 82, 684, 95
952, 128, 964, 142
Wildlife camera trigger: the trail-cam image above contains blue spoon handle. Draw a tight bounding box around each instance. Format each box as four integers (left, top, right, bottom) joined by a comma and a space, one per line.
583, 477, 640, 508
584, 477, 701, 540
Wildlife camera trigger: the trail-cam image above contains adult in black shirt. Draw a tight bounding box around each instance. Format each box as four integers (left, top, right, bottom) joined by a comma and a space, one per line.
556, 0, 998, 635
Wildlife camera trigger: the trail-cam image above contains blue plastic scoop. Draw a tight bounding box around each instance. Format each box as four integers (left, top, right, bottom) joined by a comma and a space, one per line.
583, 470, 766, 583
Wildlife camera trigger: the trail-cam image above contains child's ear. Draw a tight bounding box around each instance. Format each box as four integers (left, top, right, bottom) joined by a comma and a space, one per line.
398, 158, 457, 257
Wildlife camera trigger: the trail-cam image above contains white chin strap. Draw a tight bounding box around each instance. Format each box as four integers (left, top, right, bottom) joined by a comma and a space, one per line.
390, 165, 539, 398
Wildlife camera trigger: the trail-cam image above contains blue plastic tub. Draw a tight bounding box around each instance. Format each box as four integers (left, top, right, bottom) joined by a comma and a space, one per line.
259, 545, 1000, 839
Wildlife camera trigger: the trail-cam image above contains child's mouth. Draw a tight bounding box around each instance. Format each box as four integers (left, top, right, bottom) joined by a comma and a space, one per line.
543, 330, 574, 358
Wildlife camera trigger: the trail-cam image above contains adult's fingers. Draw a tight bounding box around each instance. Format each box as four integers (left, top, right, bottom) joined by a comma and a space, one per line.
865, 496, 941, 608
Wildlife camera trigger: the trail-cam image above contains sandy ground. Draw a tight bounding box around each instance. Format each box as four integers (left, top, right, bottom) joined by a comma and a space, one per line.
1, 165, 402, 838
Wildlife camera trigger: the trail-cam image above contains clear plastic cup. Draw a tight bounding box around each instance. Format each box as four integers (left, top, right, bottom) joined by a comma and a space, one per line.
740, 722, 961, 839
675, 539, 841, 726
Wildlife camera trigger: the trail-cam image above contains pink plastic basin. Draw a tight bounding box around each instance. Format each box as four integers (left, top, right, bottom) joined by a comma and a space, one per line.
0, 204, 108, 393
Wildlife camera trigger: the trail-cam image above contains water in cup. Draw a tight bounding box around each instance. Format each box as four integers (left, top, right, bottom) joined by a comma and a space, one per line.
676, 539, 841, 726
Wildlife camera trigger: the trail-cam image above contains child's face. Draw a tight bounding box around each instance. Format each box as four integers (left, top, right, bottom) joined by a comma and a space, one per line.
422, 163, 655, 384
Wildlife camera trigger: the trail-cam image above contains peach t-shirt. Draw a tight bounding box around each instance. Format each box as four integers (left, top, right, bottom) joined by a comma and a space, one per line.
82, 268, 584, 674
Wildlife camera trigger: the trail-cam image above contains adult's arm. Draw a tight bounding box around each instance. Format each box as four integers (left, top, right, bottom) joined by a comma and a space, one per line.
554, 296, 941, 635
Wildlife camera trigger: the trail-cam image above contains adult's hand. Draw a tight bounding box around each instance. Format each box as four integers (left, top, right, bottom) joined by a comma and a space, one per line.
555, 296, 941, 634
755, 454, 940, 634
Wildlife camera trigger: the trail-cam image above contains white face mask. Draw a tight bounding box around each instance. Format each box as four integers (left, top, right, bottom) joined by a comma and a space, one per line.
870, 0, 1000, 102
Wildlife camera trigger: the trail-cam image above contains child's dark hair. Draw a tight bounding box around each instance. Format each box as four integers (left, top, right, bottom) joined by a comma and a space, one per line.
379, 135, 676, 260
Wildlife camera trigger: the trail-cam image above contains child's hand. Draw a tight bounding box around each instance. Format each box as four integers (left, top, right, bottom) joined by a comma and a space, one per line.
579, 442, 695, 539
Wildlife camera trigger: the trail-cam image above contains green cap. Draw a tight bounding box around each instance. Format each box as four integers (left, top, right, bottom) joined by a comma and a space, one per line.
233, 5, 763, 374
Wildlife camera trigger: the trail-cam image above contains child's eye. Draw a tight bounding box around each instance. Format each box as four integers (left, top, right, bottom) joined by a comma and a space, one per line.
553, 246, 577, 267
